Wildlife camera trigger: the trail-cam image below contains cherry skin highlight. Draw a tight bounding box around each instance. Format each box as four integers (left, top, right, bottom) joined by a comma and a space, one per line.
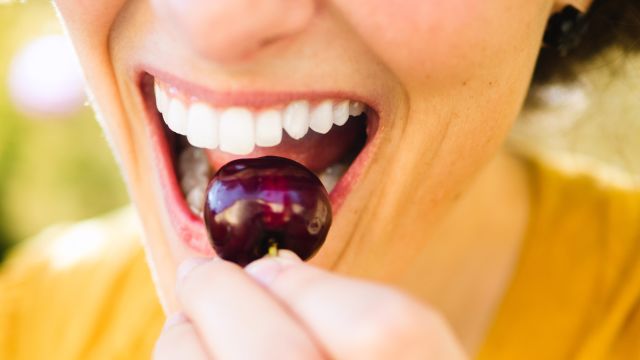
203, 156, 332, 266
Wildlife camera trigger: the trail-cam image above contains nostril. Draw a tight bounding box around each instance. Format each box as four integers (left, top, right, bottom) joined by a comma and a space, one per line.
153, 0, 315, 64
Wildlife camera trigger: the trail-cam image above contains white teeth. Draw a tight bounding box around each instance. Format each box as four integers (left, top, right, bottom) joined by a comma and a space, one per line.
186, 187, 206, 216
166, 98, 188, 135
219, 108, 255, 155
283, 100, 310, 140
162, 82, 369, 215
179, 146, 209, 179
154, 82, 168, 113
309, 100, 333, 134
255, 109, 283, 147
333, 100, 350, 126
154, 81, 368, 155
349, 101, 365, 116
186, 103, 219, 149
178, 147, 209, 215
318, 162, 348, 193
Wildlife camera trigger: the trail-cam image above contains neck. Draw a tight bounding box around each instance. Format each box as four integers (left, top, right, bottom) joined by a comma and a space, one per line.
402, 150, 532, 354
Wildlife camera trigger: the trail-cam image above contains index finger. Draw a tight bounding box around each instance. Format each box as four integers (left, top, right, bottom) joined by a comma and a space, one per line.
176, 258, 327, 360
245, 253, 466, 360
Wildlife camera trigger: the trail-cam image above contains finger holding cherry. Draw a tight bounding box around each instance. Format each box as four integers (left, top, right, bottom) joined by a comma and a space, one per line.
155, 157, 467, 359
155, 253, 468, 360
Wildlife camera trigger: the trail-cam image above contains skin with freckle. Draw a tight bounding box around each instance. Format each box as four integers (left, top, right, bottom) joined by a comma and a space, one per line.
53, 0, 594, 354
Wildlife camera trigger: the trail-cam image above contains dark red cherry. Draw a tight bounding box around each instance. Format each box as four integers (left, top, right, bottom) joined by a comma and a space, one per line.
203, 156, 332, 266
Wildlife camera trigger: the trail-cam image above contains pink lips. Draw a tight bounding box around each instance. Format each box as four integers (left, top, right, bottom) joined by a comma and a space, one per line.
151, 68, 376, 110
138, 69, 381, 256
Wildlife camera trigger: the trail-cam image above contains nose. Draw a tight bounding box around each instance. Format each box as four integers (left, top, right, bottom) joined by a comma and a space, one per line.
152, 0, 315, 64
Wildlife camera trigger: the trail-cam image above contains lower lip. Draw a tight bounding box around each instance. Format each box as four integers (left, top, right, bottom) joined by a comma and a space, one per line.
138, 72, 381, 256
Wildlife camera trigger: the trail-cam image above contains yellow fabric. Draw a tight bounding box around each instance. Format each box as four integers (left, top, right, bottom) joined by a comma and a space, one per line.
1, 160, 640, 359
478, 160, 640, 359
0, 208, 164, 359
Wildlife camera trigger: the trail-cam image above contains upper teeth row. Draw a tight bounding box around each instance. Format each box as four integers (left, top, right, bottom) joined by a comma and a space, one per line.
154, 81, 366, 155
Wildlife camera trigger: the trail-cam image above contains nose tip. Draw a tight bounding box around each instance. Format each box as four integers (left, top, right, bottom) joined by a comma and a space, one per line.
154, 0, 315, 64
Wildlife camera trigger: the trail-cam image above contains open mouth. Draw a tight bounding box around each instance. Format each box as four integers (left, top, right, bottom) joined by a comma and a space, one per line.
138, 71, 380, 255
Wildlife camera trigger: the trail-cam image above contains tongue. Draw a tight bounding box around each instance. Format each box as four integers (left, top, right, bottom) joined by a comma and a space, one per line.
207, 117, 365, 173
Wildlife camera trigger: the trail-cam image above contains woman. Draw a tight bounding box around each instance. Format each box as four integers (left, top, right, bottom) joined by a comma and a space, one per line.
2, 0, 640, 358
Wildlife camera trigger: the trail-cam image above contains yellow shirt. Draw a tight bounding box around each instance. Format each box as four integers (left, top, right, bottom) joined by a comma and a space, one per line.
0, 209, 164, 359
1, 159, 640, 359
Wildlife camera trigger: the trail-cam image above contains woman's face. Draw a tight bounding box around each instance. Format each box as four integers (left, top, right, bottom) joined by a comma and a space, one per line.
55, 0, 564, 310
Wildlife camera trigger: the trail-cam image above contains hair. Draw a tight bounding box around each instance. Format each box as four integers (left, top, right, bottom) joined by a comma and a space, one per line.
534, 0, 640, 83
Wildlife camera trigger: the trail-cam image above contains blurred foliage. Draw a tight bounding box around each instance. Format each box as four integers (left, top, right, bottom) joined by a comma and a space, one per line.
0, 2, 128, 259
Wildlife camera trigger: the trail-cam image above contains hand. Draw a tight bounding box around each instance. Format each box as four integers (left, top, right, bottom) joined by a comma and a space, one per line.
154, 251, 468, 360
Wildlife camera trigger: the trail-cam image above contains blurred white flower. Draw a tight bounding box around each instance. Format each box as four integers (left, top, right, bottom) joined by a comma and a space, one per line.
8, 34, 85, 119
518, 81, 590, 133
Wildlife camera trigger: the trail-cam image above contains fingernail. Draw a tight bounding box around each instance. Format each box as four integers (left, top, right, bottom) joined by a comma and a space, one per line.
163, 312, 187, 330
246, 259, 282, 286
277, 249, 303, 262
177, 257, 209, 283
245, 253, 299, 286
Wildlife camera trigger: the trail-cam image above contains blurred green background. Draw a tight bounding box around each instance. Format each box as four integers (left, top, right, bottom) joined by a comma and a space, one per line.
0, 2, 128, 259
0, 2, 639, 261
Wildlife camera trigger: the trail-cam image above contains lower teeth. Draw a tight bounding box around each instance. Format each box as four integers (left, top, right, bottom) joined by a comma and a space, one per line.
318, 163, 347, 192
178, 147, 348, 215
178, 147, 210, 216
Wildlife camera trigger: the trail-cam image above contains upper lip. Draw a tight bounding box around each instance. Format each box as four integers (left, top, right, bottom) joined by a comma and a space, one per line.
147, 67, 379, 111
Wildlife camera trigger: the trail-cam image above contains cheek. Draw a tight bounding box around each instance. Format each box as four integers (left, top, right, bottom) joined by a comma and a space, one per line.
336, 0, 549, 89
330, 1, 550, 229
55, 0, 127, 41
335, 0, 551, 176
54, 0, 142, 196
